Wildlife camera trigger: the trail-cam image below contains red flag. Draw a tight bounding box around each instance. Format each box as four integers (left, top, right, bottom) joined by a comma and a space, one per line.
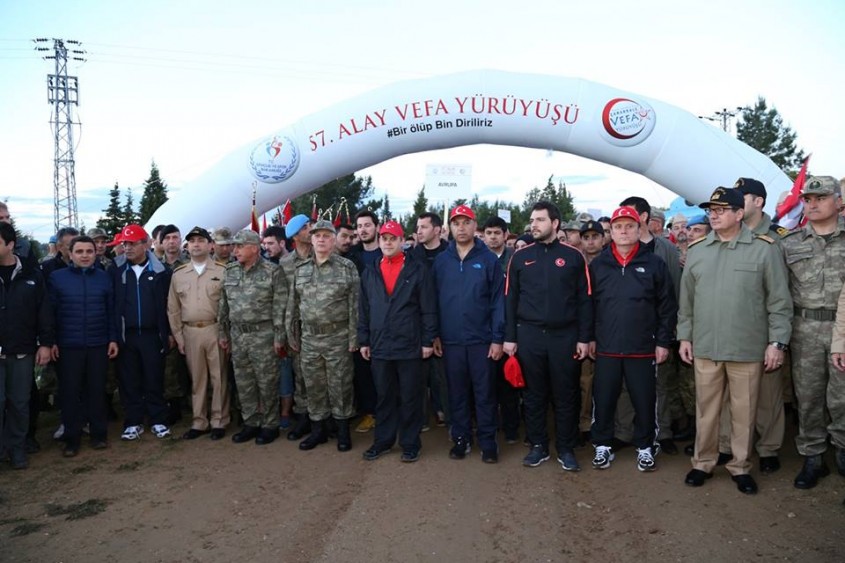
250, 189, 260, 233
262, 213, 268, 232
774, 154, 811, 230
310, 196, 318, 221
282, 199, 292, 225
333, 207, 342, 228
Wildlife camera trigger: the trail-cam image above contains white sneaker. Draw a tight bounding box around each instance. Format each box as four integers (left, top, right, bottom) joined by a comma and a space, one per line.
637, 447, 656, 472
121, 425, 144, 441
151, 424, 171, 439
82, 423, 90, 435
53, 424, 65, 440
592, 445, 614, 469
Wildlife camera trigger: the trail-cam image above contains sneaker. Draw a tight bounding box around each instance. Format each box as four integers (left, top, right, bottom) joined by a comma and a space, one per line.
421, 423, 431, 433
121, 425, 144, 441
592, 445, 614, 470
523, 445, 550, 467
637, 447, 656, 472
82, 423, 90, 436
400, 450, 420, 463
362, 444, 392, 461
355, 414, 376, 433
151, 424, 171, 439
557, 449, 581, 472
435, 412, 446, 427
53, 424, 66, 440
481, 448, 499, 464
449, 438, 471, 460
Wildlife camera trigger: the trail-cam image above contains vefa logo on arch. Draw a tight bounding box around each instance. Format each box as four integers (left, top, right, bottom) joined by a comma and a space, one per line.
248, 133, 300, 184
600, 97, 656, 147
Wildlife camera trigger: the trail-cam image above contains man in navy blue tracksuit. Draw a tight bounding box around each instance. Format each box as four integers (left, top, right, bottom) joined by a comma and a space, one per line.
109, 225, 173, 441
433, 205, 505, 463
358, 220, 438, 462
588, 206, 677, 472
48, 236, 119, 456
504, 201, 593, 471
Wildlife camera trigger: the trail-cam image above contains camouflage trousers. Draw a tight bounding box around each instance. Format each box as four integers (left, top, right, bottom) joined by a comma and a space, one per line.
290, 349, 308, 415
579, 358, 595, 432
231, 329, 279, 429
791, 317, 845, 455
663, 348, 695, 418
300, 331, 354, 421
163, 347, 188, 401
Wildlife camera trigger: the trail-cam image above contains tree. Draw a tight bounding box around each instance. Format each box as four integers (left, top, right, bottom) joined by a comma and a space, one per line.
121, 187, 139, 226
138, 161, 169, 224
412, 186, 428, 218
737, 97, 805, 172
522, 175, 576, 221
97, 182, 125, 236
381, 193, 392, 221
290, 173, 381, 223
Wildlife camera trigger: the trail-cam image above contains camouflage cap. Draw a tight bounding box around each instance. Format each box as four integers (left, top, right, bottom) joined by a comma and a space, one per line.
310, 219, 337, 235
212, 227, 234, 244
576, 211, 595, 223
232, 229, 261, 245
649, 209, 665, 223
86, 227, 108, 240
562, 220, 582, 232
801, 176, 840, 196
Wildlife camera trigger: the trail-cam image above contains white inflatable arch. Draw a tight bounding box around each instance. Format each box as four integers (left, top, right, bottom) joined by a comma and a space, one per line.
148, 69, 791, 232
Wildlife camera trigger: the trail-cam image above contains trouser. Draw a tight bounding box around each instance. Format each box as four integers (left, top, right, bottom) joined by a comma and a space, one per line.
494, 355, 521, 439
791, 316, 845, 455
615, 353, 672, 441
119, 330, 167, 427
353, 350, 377, 415
58, 346, 108, 445
231, 329, 279, 429
290, 349, 308, 415
518, 325, 580, 452
184, 324, 230, 430
372, 358, 424, 451
163, 347, 188, 401
579, 358, 595, 433
442, 343, 498, 451
423, 355, 449, 423
592, 356, 657, 450
718, 367, 784, 457
0, 354, 35, 456
300, 332, 354, 421
691, 358, 761, 476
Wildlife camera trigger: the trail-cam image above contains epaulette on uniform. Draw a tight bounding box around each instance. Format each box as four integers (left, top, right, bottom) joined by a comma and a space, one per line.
781, 228, 802, 239
225, 261, 240, 270
688, 237, 706, 248
214, 260, 227, 267
755, 234, 775, 244
172, 262, 189, 272
772, 225, 790, 238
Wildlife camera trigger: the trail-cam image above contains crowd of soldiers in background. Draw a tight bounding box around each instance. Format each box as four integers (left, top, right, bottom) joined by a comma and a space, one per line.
1, 174, 844, 501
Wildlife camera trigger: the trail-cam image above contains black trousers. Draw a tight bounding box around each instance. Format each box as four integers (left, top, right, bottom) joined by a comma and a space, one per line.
494, 356, 521, 440
353, 351, 377, 415
119, 330, 167, 427
372, 358, 424, 452
592, 355, 657, 449
518, 324, 580, 452
58, 346, 108, 445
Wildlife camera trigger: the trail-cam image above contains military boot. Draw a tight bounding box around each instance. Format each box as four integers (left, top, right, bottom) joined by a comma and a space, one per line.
287, 413, 312, 441
336, 418, 352, 452
298, 420, 328, 451
794, 454, 830, 489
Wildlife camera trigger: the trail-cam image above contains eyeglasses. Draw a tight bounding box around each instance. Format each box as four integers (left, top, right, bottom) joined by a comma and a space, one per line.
704, 206, 738, 216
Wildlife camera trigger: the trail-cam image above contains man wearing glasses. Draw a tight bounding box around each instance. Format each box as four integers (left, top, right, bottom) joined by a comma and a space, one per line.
678, 187, 792, 495
109, 225, 174, 442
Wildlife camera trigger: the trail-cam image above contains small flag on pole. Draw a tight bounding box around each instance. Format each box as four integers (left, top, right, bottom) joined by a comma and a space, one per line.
774, 154, 811, 230
250, 183, 260, 233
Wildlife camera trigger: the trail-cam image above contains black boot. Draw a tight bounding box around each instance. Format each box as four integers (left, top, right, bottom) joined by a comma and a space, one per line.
232, 425, 260, 443
287, 413, 312, 441
794, 454, 830, 489
336, 418, 352, 452
299, 420, 328, 450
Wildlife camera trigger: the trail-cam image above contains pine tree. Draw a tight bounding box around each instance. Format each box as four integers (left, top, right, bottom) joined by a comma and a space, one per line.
96, 182, 125, 236
522, 175, 576, 221
138, 161, 169, 224
412, 186, 428, 218
121, 187, 138, 226
381, 193, 392, 221
737, 97, 805, 172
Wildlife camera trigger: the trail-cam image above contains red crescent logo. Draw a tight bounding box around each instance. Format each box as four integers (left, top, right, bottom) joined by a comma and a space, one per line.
555, 258, 565, 267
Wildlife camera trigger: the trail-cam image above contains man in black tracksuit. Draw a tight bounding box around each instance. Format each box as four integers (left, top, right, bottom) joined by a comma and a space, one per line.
504, 201, 593, 471
588, 206, 677, 472
358, 221, 438, 462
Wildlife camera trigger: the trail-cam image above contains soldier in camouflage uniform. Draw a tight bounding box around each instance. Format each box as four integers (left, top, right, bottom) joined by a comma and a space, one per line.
287, 220, 359, 452
781, 176, 845, 488
280, 215, 314, 441
218, 230, 287, 445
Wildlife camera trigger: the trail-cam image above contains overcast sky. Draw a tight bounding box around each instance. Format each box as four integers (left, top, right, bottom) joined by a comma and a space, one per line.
1, 0, 843, 240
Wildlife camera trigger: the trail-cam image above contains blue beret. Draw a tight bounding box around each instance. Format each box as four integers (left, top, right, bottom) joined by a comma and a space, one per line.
285, 214, 310, 239
687, 214, 708, 227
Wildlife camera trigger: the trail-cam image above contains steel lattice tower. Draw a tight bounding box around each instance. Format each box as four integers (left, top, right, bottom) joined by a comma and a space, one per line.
34, 38, 85, 231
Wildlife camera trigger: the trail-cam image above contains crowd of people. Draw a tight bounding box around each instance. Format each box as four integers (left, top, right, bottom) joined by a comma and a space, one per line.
1, 174, 844, 499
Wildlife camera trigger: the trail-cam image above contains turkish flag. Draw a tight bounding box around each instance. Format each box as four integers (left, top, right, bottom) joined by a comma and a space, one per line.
774, 154, 811, 230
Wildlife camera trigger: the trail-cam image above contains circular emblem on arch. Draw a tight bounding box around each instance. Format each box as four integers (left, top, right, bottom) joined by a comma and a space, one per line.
555, 258, 566, 267
601, 98, 656, 147
248, 133, 300, 183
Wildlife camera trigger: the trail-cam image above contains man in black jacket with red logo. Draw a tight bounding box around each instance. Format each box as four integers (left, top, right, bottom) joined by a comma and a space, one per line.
587, 206, 677, 472
504, 201, 593, 471
358, 221, 438, 463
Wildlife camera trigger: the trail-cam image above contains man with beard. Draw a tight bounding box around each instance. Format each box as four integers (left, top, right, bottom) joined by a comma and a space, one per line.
504, 201, 592, 471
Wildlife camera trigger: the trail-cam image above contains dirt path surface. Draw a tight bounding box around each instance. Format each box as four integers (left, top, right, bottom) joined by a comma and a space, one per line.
2, 416, 842, 563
